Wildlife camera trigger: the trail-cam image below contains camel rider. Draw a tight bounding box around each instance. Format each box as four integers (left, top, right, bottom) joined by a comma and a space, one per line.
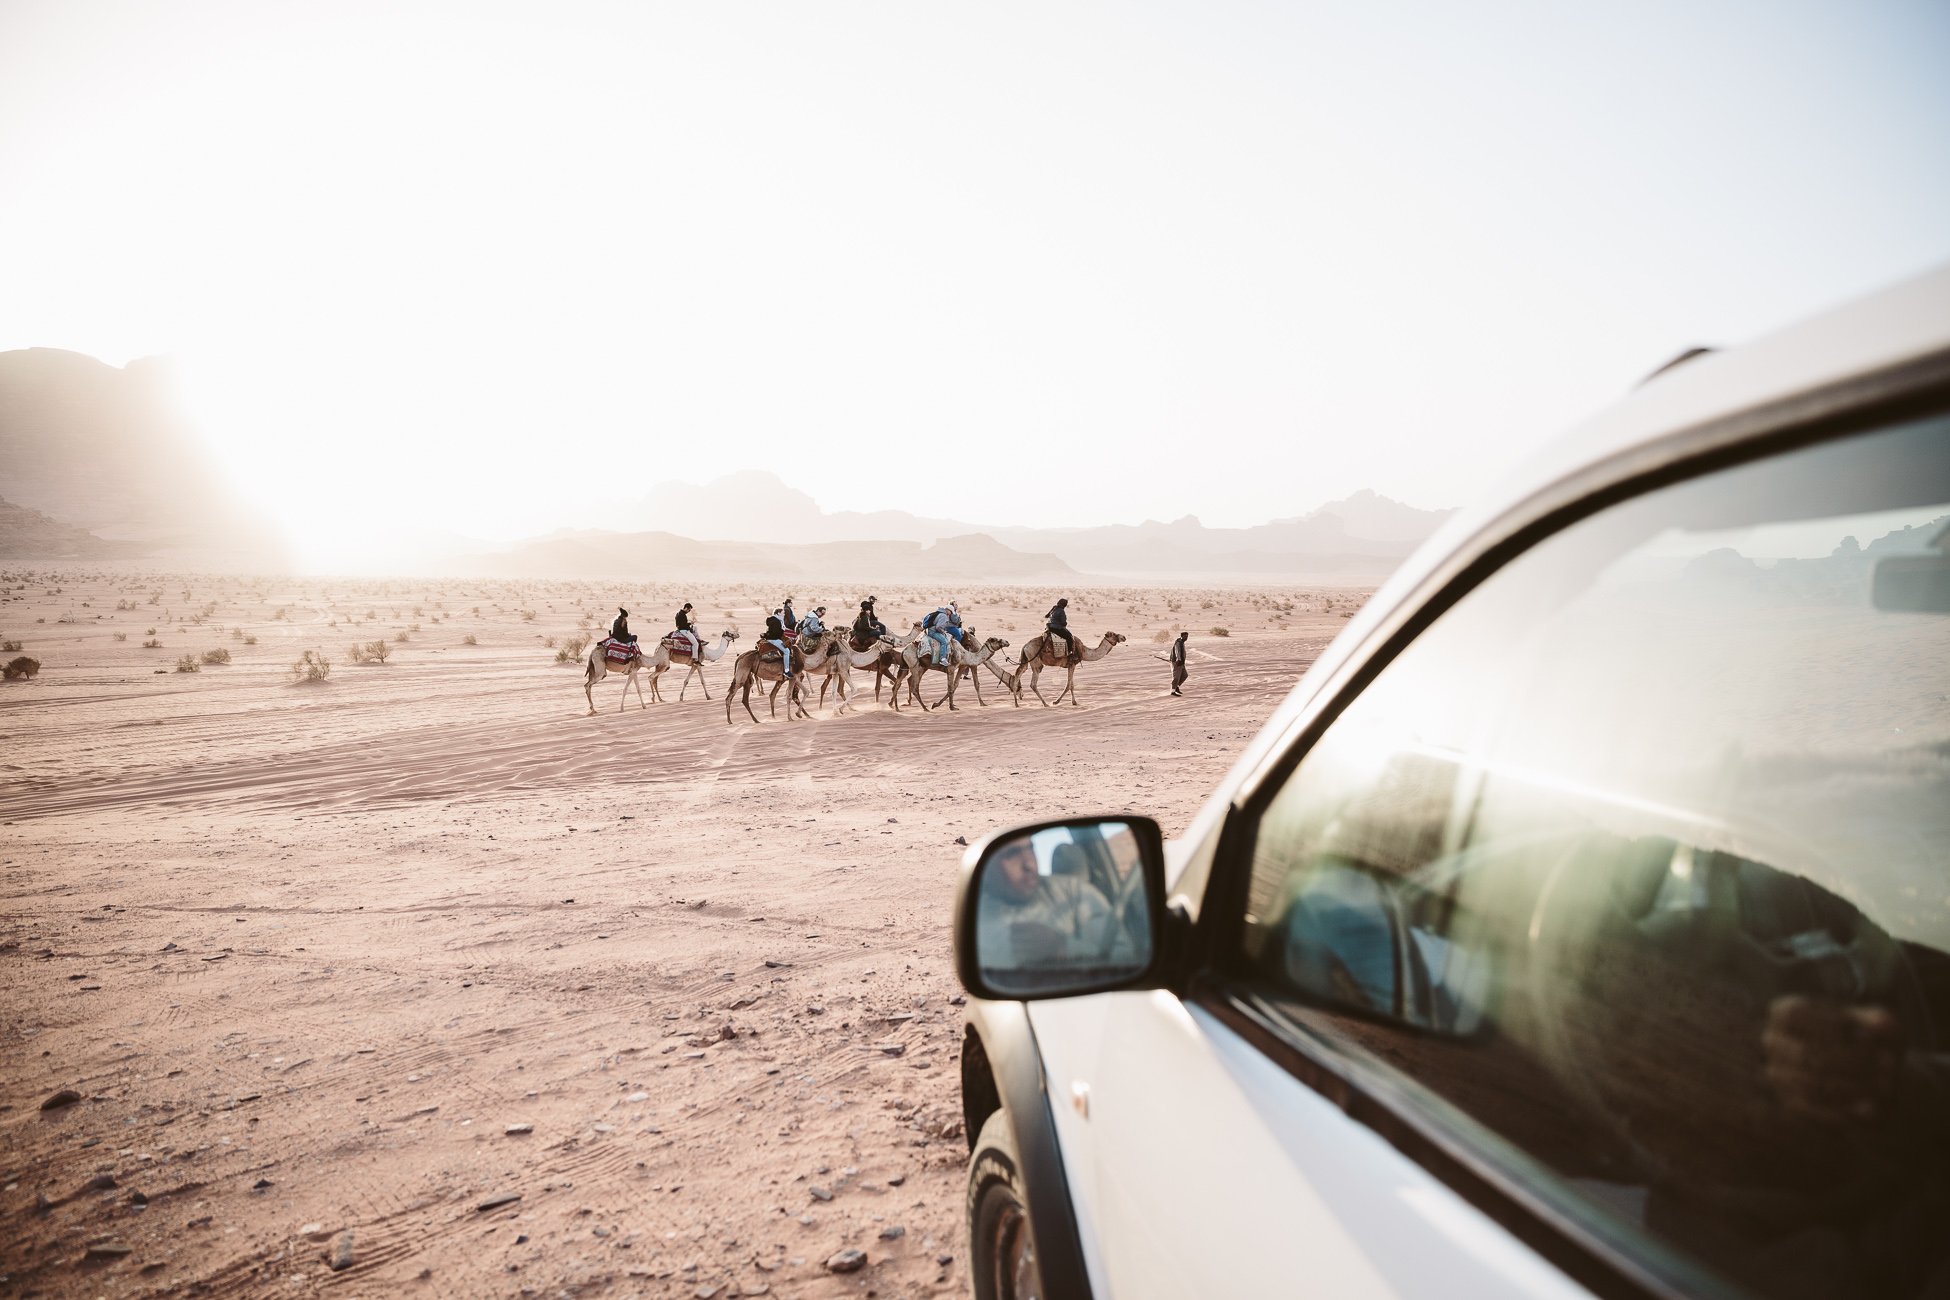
611, 607, 637, 647
924, 602, 962, 666
798, 606, 827, 639
762, 612, 793, 678
674, 602, 699, 658
1045, 598, 1072, 662
853, 598, 887, 648
781, 596, 797, 631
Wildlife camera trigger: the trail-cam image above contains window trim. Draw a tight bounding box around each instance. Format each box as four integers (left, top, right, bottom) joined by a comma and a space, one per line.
1185, 350, 1950, 1297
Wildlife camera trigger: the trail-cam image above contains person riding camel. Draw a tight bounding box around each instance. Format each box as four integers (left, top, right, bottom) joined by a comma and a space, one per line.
781, 596, 797, 631
673, 602, 699, 658
762, 612, 794, 678
1045, 597, 1073, 662
852, 597, 888, 649
611, 607, 637, 648
798, 606, 827, 638
924, 601, 962, 666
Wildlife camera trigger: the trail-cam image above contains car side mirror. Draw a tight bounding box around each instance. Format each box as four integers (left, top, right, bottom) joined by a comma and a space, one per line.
1872, 553, 1950, 614
954, 815, 1167, 1001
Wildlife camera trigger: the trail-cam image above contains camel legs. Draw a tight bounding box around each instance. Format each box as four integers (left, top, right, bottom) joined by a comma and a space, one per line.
1027, 663, 1053, 707
584, 666, 600, 715
1055, 666, 1081, 706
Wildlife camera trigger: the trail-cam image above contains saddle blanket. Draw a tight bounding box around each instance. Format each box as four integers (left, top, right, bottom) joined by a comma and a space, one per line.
601, 638, 638, 665
661, 633, 700, 656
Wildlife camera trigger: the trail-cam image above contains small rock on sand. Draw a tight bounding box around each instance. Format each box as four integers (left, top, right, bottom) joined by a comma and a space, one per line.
826, 1247, 867, 1273
477, 1193, 523, 1212
83, 1241, 132, 1261
40, 1089, 81, 1110
504, 1123, 533, 1135
327, 1230, 357, 1271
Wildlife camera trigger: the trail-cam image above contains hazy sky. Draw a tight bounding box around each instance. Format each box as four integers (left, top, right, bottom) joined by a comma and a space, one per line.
3, 1, 1947, 566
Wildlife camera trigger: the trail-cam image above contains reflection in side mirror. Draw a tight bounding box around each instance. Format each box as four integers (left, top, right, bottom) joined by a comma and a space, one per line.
1872, 553, 1950, 614
955, 817, 1165, 1001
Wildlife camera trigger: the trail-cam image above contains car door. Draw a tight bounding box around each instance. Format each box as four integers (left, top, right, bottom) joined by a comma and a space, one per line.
1055, 409, 1950, 1299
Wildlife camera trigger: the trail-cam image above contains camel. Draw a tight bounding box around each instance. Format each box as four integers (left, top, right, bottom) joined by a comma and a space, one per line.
817, 624, 926, 710
895, 635, 1012, 711
647, 628, 738, 702
925, 629, 1019, 708
1013, 630, 1127, 707
725, 630, 846, 724
582, 637, 670, 714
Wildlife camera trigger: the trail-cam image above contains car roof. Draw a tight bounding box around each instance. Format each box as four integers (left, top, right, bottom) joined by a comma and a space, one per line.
1169, 263, 1950, 883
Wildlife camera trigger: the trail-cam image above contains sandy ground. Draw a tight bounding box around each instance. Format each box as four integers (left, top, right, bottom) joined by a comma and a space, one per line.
0, 571, 1364, 1298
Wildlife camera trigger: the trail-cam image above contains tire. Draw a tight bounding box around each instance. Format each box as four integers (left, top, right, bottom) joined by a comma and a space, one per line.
967, 1108, 1047, 1300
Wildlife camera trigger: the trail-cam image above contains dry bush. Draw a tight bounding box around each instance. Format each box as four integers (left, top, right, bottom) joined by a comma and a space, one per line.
201, 647, 231, 665
273, 608, 288, 620
142, 638, 162, 649
554, 634, 590, 664
244, 634, 258, 645
3, 656, 40, 681
1152, 629, 1173, 643
175, 655, 200, 673
346, 639, 392, 665
292, 650, 331, 682
0, 639, 20, 652
1209, 626, 1230, 637
113, 632, 128, 642
462, 634, 478, 645
519, 609, 537, 622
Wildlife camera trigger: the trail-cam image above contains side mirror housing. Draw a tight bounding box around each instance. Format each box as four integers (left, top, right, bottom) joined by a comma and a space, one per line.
954, 815, 1168, 1001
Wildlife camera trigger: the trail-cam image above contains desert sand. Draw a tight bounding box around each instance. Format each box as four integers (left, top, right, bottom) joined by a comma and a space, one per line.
0, 570, 1365, 1297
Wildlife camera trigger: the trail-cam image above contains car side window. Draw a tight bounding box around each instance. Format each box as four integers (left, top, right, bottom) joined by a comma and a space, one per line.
1233, 414, 1950, 1299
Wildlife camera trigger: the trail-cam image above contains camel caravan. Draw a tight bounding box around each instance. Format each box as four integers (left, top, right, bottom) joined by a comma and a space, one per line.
581, 595, 1127, 722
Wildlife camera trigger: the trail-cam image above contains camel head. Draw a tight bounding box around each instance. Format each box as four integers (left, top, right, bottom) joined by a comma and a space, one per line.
1105, 632, 1127, 647
982, 636, 1009, 653
721, 627, 738, 641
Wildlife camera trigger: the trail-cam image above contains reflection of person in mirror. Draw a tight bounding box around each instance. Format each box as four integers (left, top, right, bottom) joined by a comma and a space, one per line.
980, 838, 1113, 970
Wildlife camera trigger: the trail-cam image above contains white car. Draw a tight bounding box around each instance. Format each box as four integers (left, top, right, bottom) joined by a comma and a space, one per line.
952, 267, 1950, 1300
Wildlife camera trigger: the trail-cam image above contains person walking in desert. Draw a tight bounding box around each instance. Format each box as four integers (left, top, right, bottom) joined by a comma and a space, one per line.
1166, 630, 1189, 696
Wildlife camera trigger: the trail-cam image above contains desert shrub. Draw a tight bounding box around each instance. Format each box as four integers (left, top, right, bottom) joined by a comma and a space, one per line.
519, 609, 537, 622
0, 639, 20, 652
292, 650, 331, 682
175, 655, 200, 673
3, 656, 40, 681
348, 639, 391, 664
244, 634, 258, 645
201, 647, 231, 665
1200, 600, 1215, 609
554, 634, 589, 665
544, 635, 558, 648
394, 630, 410, 643
142, 638, 162, 648
462, 634, 477, 646
113, 632, 128, 642
1209, 626, 1230, 637
1152, 629, 1173, 643
145, 627, 156, 636
273, 608, 288, 620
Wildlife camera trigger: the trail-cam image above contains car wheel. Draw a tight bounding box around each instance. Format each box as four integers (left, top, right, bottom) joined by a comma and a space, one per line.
967, 1108, 1046, 1300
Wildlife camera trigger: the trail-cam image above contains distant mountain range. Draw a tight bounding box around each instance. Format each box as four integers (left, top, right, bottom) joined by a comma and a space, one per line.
0, 348, 284, 563
597, 470, 1450, 580
0, 347, 1452, 581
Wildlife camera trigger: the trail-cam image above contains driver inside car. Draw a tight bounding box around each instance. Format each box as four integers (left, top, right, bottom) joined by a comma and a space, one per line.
978, 836, 1117, 975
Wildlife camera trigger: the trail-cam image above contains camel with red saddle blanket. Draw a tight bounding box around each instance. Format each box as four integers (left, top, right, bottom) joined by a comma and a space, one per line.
647, 628, 738, 702
582, 636, 669, 714
1013, 630, 1127, 707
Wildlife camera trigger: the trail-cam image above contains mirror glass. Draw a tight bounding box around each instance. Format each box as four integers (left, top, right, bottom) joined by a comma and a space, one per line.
975, 820, 1154, 997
